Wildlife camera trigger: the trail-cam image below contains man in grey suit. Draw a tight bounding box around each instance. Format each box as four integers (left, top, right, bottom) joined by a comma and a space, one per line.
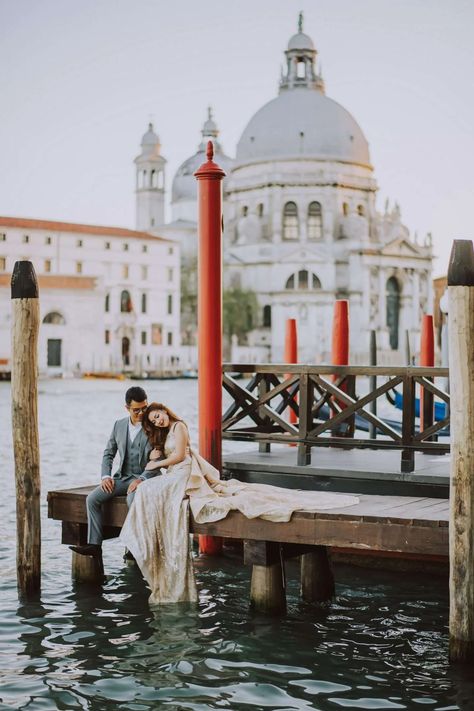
71, 386, 156, 558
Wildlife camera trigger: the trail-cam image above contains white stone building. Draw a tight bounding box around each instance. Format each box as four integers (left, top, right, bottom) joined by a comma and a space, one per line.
161, 17, 433, 364
0, 216, 180, 376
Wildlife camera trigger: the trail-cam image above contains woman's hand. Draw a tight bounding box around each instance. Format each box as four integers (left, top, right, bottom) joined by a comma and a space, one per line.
127, 479, 142, 495
149, 447, 162, 461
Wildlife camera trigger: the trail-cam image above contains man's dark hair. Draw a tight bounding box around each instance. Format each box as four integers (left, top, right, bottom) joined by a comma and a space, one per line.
125, 386, 148, 405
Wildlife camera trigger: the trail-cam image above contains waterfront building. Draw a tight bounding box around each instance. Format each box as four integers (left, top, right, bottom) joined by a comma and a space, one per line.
163, 16, 433, 364
0, 212, 180, 376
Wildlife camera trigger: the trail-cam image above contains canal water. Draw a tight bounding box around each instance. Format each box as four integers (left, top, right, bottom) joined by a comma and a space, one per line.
0, 379, 472, 710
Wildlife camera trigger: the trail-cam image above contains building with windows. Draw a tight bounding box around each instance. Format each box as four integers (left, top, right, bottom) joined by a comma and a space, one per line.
158, 16, 433, 364
0, 216, 180, 376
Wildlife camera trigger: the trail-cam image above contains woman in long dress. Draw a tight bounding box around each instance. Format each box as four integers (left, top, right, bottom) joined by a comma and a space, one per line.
120, 402, 359, 606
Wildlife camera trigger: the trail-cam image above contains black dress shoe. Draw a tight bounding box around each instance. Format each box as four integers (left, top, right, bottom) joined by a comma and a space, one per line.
70, 544, 102, 557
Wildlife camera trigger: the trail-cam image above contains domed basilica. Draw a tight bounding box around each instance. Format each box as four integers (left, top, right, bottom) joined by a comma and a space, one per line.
136, 15, 433, 364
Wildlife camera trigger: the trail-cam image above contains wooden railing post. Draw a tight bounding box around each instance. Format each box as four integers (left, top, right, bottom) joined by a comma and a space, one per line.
401, 374, 415, 473
258, 375, 271, 454
297, 373, 313, 466
447, 239, 474, 663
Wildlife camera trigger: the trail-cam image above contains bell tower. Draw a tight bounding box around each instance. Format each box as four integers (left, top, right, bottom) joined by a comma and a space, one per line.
134, 122, 167, 231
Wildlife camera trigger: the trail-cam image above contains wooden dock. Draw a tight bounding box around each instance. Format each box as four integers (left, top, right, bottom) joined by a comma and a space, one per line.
48, 485, 449, 557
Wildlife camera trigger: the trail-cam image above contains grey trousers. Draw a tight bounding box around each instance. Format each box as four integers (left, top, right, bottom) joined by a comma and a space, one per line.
86, 476, 137, 545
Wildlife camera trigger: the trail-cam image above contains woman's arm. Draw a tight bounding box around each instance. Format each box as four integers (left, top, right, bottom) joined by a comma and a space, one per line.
144, 422, 188, 471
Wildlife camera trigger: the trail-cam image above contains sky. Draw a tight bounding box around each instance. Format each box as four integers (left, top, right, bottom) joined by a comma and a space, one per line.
1, 0, 473, 277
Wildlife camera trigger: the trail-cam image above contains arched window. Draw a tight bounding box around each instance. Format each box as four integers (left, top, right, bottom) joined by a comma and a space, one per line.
105, 293, 110, 313
386, 277, 400, 350
257, 203, 264, 218
263, 305, 272, 328
283, 201, 298, 240
142, 170, 147, 188
141, 293, 147, 314
150, 170, 157, 188
285, 272, 321, 290
357, 204, 365, 216
342, 202, 349, 216
120, 290, 132, 313
307, 202, 323, 240
43, 311, 65, 325
242, 205, 248, 217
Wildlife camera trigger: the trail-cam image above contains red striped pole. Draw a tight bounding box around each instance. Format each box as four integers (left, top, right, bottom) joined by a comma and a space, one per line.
420, 314, 434, 433
284, 319, 298, 427
194, 141, 225, 555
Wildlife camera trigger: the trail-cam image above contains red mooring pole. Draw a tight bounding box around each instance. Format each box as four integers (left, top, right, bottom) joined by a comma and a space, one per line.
284, 318, 298, 426
331, 300, 349, 367
194, 141, 225, 555
331, 300, 350, 435
420, 314, 435, 434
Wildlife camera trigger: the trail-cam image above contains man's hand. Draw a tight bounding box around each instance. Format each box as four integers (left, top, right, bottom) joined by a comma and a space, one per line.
145, 461, 160, 471
149, 447, 162, 461
100, 477, 114, 493
127, 479, 142, 495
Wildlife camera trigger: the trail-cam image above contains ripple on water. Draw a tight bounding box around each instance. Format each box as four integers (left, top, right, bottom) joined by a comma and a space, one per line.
0, 380, 468, 710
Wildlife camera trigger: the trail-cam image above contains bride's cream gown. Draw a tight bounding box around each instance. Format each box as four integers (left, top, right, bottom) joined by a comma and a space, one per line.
120, 425, 358, 605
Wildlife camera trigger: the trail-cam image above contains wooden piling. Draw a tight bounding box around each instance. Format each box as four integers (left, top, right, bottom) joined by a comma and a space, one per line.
71, 551, 104, 583
250, 564, 286, 615
11, 261, 41, 598
245, 541, 286, 614
447, 239, 474, 663
300, 547, 335, 603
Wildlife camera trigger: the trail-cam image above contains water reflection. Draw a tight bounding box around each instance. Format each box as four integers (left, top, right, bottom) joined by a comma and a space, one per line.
0, 381, 469, 709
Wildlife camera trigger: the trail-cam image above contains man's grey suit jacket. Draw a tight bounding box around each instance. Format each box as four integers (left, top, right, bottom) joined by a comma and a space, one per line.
101, 417, 152, 480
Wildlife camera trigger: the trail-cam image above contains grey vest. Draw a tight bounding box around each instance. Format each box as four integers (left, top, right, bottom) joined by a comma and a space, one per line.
120, 434, 142, 479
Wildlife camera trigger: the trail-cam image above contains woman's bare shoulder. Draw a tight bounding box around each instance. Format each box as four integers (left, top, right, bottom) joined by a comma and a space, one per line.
172, 420, 188, 434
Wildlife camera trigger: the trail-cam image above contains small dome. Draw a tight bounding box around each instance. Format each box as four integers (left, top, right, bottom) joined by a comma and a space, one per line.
172, 148, 233, 203
288, 32, 314, 51
201, 107, 219, 139
141, 122, 160, 147
236, 89, 370, 167
172, 109, 233, 203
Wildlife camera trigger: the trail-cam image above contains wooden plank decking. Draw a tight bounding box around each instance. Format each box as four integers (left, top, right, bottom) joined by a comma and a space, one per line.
48, 486, 449, 557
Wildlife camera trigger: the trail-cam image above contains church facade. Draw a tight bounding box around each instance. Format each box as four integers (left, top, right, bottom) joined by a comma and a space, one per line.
154, 17, 433, 364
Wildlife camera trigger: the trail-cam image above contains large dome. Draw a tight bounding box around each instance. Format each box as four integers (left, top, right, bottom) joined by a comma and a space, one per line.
236, 89, 371, 167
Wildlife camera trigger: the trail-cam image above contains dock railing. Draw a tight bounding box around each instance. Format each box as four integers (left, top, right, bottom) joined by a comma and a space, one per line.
222, 364, 450, 472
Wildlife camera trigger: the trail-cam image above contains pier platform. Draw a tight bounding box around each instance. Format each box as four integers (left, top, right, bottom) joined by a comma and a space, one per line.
223, 448, 450, 498
48, 484, 449, 558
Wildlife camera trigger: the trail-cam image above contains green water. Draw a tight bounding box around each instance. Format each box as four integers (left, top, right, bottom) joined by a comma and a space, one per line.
0, 380, 472, 710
